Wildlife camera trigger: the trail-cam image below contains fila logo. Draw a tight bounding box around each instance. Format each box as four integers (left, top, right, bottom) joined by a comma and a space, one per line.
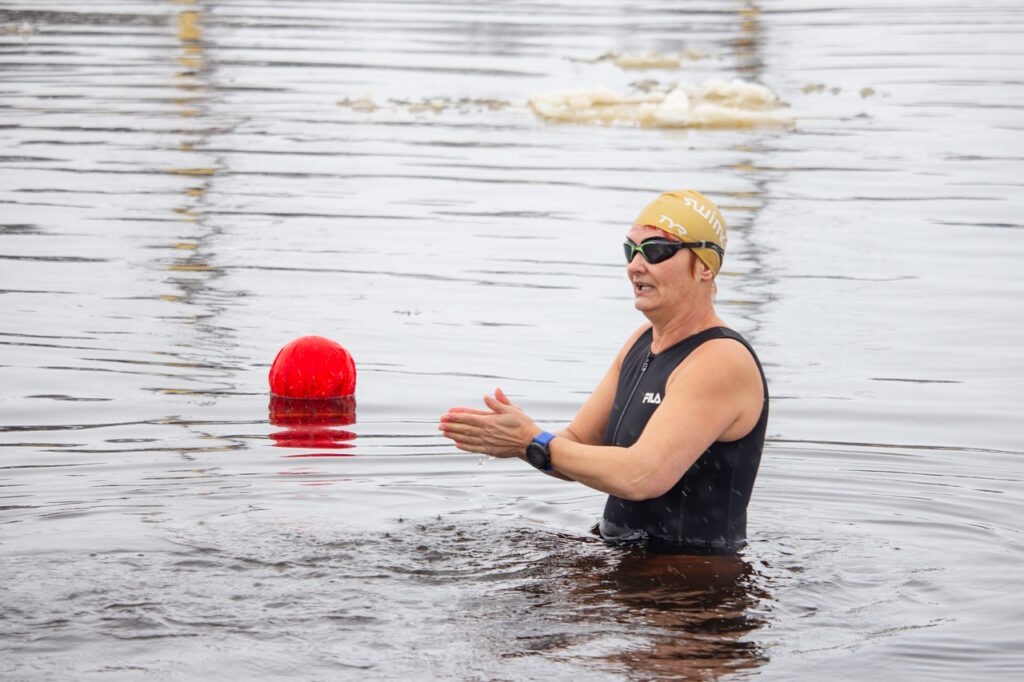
658, 215, 687, 235
641, 392, 662, 405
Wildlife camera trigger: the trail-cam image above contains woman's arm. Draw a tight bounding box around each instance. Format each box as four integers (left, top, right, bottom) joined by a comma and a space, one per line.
438, 336, 763, 501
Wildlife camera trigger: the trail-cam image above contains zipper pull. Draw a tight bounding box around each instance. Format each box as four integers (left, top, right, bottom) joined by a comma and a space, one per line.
640, 352, 652, 373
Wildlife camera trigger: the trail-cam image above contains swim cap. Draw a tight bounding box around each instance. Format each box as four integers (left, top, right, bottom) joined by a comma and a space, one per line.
633, 190, 727, 274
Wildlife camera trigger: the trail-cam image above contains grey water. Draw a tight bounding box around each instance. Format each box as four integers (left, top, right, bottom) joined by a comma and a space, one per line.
2, 0, 1024, 679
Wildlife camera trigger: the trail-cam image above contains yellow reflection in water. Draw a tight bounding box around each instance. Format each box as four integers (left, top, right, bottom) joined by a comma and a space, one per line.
730, 162, 761, 173
177, 11, 201, 43
169, 264, 216, 272
167, 167, 214, 176
735, 1, 762, 73
165, 0, 214, 284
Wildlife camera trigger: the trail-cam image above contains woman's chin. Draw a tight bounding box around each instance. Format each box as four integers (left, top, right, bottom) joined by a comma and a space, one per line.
633, 296, 657, 312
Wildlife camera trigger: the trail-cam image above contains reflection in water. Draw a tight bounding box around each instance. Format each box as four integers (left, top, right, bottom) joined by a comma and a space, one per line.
162, 0, 249, 415
516, 536, 768, 679
722, 0, 773, 344
595, 551, 766, 678
268, 395, 356, 453
734, 2, 764, 76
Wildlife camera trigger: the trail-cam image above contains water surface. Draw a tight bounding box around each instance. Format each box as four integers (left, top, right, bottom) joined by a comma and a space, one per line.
2, 1, 1024, 679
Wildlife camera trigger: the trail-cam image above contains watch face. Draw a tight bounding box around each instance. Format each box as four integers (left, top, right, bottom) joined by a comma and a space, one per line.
526, 442, 548, 470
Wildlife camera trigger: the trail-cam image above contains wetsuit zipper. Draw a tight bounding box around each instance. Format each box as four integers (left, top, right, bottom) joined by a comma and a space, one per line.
610, 351, 653, 444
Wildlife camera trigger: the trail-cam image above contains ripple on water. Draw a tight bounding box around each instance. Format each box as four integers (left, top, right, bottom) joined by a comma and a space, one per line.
3, 0, 1024, 679
0, 516, 772, 680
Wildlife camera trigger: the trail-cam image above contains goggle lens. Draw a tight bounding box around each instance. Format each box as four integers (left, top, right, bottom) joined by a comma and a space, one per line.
623, 237, 725, 266
623, 238, 685, 264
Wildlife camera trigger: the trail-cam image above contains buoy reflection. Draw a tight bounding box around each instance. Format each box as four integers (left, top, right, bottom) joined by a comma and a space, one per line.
268, 396, 356, 456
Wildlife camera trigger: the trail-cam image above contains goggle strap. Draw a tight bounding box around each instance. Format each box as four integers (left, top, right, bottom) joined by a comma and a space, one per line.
685, 240, 725, 256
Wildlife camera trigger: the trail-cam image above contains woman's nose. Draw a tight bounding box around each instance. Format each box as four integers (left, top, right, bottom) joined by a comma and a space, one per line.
626, 253, 647, 275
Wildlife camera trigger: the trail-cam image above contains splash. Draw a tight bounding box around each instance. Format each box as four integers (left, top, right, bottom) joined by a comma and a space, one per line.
528, 79, 792, 129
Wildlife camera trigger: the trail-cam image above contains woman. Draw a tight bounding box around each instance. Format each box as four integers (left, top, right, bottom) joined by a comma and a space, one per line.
439, 190, 768, 553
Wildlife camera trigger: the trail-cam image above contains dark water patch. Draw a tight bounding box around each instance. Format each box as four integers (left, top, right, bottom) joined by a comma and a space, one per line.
0, 155, 56, 163
229, 263, 575, 290
935, 220, 1022, 230
46, 445, 243, 455
36, 365, 200, 379
1, 419, 178, 434
0, 224, 38, 235
0, 10, 167, 27
0, 288, 76, 294
870, 377, 963, 385
770, 438, 1023, 457
27, 394, 112, 401
0, 461, 95, 470
0, 331, 97, 340
80, 356, 246, 372
363, 367, 555, 383
0, 341, 125, 352
0, 254, 107, 263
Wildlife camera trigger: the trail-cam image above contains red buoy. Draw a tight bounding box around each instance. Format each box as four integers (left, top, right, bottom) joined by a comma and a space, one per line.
268, 336, 356, 399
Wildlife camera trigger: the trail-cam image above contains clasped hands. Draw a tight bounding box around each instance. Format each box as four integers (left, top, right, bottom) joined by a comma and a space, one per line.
439, 387, 540, 457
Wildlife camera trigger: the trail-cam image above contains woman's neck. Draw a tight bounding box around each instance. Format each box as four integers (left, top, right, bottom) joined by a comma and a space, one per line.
648, 304, 722, 354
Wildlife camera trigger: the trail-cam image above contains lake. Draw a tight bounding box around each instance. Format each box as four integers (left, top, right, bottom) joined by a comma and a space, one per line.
2, 1, 1023, 679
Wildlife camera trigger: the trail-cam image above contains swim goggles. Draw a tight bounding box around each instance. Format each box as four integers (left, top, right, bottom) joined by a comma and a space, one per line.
623, 237, 725, 265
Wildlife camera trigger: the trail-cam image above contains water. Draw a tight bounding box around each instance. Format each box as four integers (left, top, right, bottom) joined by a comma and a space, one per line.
2, 0, 1024, 678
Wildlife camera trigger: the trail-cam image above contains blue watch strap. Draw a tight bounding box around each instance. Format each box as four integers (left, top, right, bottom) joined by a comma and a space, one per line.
532, 431, 556, 446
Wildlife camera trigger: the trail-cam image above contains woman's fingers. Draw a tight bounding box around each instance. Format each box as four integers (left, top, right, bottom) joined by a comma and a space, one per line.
440, 391, 535, 458
483, 394, 517, 414
441, 410, 487, 427
445, 407, 493, 416
441, 393, 509, 424
440, 421, 476, 438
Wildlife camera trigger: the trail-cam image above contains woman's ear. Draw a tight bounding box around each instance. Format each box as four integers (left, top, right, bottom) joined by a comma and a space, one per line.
692, 256, 714, 281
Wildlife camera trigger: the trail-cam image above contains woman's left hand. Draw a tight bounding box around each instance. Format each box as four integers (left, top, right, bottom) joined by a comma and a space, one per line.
439, 387, 540, 457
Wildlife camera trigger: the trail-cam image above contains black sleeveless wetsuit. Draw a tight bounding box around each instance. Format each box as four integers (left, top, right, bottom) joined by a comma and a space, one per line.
599, 326, 769, 553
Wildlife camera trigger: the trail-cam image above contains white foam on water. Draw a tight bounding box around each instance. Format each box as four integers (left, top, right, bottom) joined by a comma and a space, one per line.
575, 49, 707, 69
528, 78, 792, 129
338, 95, 511, 114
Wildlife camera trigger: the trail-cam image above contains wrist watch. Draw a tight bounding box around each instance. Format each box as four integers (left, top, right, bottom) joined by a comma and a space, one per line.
525, 431, 556, 471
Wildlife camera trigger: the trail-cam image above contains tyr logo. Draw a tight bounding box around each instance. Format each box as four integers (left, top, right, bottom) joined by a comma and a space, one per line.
658, 215, 687, 235
641, 392, 662, 404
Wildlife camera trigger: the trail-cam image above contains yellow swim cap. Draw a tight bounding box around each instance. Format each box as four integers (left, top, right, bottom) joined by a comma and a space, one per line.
633, 190, 727, 275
